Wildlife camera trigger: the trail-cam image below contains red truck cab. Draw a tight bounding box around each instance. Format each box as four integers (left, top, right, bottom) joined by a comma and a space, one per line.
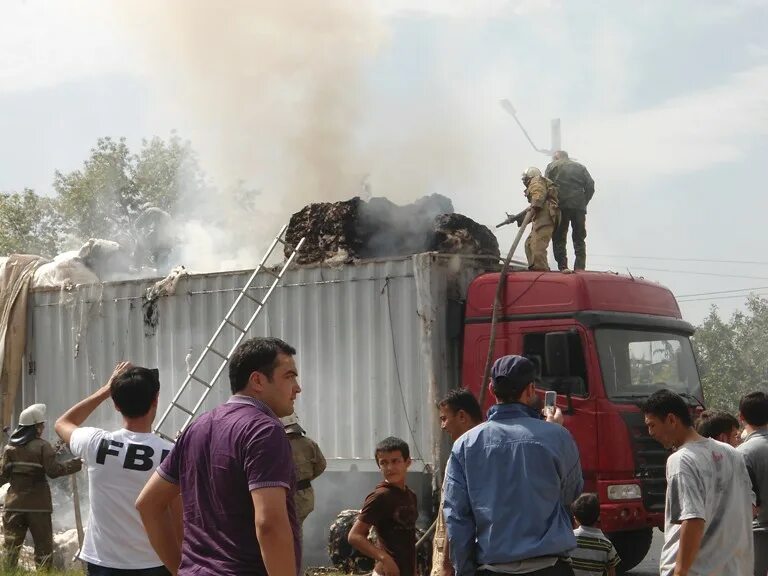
462, 270, 704, 572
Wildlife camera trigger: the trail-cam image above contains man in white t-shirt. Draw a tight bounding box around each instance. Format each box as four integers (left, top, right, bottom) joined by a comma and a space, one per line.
55, 362, 177, 576
643, 389, 754, 576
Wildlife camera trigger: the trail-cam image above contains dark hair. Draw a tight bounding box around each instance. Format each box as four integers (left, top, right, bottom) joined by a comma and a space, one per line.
228, 337, 297, 394
641, 389, 693, 427
739, 391, 768, 427
571, 493, 600, 526
111, 367, 160, 418
374, 436, 410, 463
492, 374, 536, 404
695, 410, 739, 439
438, 388, 483, 423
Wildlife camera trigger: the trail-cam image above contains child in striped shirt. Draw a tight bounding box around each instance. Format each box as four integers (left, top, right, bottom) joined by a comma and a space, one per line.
570, 493, 620, 576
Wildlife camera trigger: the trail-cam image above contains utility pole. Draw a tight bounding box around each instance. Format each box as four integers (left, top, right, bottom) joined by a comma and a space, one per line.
500, 99, 561, 157
550, 118, 561, 153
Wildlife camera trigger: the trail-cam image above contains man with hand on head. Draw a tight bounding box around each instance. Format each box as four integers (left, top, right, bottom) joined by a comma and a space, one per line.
56, 362, 175, 576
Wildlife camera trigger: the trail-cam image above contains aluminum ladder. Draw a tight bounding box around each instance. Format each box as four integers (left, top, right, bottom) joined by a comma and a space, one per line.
153, 225, 305, 441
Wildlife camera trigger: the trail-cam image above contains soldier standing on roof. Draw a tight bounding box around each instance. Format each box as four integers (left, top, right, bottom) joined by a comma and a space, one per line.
545, 151, 595, 271
0, 403, 82, 570
521, 167, 560, 271
281, 413, 326, 530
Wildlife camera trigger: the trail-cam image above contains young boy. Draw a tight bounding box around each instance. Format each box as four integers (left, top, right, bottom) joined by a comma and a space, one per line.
570, 493, 620, 576
348, 437, 418, 576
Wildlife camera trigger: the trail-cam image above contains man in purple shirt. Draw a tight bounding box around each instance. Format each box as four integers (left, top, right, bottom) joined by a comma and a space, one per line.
136, 337, 302, 576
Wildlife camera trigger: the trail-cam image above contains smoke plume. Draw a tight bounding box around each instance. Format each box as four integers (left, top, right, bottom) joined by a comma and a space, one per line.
109, 1, 474, 271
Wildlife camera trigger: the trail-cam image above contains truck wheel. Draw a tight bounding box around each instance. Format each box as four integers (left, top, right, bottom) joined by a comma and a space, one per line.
607, 528, 653, 574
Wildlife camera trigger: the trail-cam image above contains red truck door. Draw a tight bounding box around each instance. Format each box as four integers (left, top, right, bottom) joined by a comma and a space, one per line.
519, 325, 598, 490
463, 320, 598, 488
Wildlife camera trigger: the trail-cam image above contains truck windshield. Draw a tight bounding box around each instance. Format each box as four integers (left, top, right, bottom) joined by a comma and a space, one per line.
595, 328, 703, 401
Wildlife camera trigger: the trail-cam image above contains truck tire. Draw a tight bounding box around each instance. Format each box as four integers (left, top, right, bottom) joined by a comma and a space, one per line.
607, 528, 653, 574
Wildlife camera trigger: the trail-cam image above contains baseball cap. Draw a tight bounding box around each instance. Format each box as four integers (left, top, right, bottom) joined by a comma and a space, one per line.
491, 355, 538, 388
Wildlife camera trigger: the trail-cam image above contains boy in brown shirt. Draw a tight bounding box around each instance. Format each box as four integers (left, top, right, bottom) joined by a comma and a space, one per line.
348, 437, 418, 576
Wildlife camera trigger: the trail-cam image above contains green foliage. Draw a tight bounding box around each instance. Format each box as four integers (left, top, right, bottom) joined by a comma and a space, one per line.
692, 295, 768, 412
54, 137, 134, 240
0, 189, 62, 257
54, 134, 205, 242
0, 134, 206, 258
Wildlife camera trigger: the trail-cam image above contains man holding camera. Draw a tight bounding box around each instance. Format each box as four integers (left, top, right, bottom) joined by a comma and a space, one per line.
443, 355, 582, 576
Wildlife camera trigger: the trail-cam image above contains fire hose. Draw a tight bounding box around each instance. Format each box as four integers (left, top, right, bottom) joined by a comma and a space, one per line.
478, 210, 533, 407
416, 210, 533, 551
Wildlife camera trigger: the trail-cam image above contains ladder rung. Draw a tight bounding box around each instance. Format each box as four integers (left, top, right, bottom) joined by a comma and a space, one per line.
153, 226, 305, 444
243, 292, 264, 306
259, 267, 280, 279
189, 373, 214, 388
205, 346, 228, 360
173, 403, 194, 416
224, 318, 246, 333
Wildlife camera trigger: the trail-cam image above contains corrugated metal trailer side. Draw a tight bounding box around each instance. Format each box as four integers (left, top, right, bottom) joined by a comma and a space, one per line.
21, 253, 488, 472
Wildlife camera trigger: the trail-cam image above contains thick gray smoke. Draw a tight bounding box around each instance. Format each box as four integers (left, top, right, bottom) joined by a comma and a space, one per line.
108, 0, 474, 272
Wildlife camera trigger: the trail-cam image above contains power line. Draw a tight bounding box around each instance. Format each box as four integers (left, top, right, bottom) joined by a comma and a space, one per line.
591, 254, 768, 266
677, 291, 768, 303
676, 286, 768, 298
592, 265, 768, 281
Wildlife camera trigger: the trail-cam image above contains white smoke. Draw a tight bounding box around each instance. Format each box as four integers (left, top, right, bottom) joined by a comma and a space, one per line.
107, 0, 475, 272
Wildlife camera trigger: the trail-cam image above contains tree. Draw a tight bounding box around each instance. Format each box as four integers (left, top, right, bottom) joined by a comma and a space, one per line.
0, 189, 62, 257
692, 295, 768, 412
54, 134, 206, 242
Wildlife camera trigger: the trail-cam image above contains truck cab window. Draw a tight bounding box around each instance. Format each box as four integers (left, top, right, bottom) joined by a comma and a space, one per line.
523, 332, 588, 396
595, 328, 703, 401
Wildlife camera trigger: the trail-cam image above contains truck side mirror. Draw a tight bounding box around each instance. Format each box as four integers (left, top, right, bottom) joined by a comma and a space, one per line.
545, 332, 571, 378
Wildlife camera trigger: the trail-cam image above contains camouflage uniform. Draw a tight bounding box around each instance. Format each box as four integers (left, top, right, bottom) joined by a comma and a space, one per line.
287, 428, 326, 525
329, 510, 376, 573
328, 510, 432, 576
524, 175, 560, 271
0, 437, 82, 570
545, 158, 594, 270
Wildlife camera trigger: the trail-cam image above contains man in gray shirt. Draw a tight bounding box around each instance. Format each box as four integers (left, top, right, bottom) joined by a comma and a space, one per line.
643, 389, 753, 576
737, 391, 768, 576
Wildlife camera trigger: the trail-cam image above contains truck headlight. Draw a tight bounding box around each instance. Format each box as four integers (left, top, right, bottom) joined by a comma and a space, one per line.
607, 484, 641, 501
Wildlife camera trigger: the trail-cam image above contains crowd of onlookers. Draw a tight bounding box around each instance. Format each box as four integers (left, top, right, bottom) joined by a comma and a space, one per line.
642, 390, 765, 576
688, 395, 768, 576
0, 336, 765, 576
348, 355, 767, 576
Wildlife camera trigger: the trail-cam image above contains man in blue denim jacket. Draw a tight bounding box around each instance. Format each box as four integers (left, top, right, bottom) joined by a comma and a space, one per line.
443, 355, 583, 576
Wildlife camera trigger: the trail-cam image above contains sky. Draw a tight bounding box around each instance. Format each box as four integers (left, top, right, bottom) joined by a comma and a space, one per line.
1, 0, 768, 324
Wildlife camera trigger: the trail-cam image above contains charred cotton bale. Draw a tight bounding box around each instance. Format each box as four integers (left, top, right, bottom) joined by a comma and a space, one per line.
430, 213, 500, 258
356, 194, 454, 259
285, 194, 498, 265
285, 199, 363, 265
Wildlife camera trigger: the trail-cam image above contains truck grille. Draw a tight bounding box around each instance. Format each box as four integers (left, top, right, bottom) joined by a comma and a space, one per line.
620, 412, 669, 512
